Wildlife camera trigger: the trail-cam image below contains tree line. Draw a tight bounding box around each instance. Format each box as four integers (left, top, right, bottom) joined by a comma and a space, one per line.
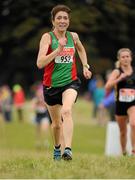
0, 0, 135, 90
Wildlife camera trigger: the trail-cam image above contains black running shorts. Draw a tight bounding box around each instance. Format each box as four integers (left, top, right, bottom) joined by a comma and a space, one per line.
115, 100, 135, 116
43, 79, 81, 106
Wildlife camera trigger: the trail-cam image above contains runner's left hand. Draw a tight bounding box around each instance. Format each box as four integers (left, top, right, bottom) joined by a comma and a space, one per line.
83, 68, 92, 79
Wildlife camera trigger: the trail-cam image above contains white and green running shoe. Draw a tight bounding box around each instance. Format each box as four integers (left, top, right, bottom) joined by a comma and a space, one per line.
53, 148, 61, 160
62, 149, 72, 161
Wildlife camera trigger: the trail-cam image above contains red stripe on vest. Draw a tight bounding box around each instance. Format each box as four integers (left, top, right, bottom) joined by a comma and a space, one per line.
71, 56, 77, 80
43, 46, 54, 86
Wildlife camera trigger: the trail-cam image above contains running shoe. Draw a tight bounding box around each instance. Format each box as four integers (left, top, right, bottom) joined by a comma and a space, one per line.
62, 149, 72, 160
53, 148, 61, 160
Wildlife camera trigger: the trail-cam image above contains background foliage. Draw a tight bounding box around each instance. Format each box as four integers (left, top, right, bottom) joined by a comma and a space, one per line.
0, 0, 135, 90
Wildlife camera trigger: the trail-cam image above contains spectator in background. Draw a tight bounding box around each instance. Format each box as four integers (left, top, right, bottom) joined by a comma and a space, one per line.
13, 84, 25, 122
99, 89, 115, 122
88, 75, 97, 118
88, 74, 105, 124
105, 48, 135, 156
94, 75, 105, 125
99, 70, 115, 123
0, 85, 12, 122
31, 84, 52, 149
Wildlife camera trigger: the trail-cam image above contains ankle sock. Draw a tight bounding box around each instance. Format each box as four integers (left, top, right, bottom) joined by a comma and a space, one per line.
65, 147, 71, 151
55, 145, 61, 149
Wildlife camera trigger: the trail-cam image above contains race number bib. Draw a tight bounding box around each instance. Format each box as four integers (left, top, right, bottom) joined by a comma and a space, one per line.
119, 88, 135, 102
55, 47, 74, 63
55, 55, 73, 63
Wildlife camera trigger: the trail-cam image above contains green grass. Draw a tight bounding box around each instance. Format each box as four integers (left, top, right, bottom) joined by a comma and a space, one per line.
0, 150, 135, 179
0, 98, 135, 178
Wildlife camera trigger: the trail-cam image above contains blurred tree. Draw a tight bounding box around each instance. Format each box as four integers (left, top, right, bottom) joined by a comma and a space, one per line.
0, 0, 135, 92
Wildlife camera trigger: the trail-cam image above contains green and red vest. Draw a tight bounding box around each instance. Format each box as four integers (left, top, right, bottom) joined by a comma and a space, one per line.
43, 31, 77, 87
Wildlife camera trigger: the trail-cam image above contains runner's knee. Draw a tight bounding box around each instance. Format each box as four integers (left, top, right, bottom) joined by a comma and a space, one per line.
61, 107, 72, 118
52, 121, 61, 130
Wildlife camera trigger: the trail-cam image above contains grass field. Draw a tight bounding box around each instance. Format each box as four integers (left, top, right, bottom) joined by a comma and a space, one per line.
0, 98, 135, 179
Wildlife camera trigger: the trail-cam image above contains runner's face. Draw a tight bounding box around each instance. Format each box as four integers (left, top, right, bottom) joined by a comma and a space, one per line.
119, 51, 132, 66
52, 11, 69, 32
